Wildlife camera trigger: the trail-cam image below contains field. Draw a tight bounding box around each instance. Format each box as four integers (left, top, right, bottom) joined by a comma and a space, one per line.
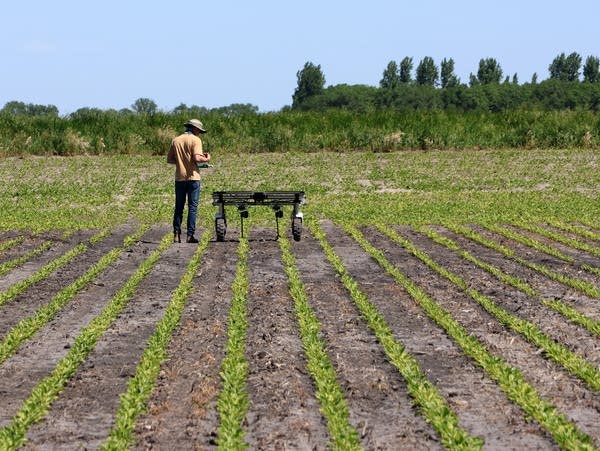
1, 148, 600, 449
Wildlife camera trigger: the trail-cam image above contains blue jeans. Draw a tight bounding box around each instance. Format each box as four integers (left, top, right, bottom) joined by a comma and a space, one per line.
173, 180, 201, 237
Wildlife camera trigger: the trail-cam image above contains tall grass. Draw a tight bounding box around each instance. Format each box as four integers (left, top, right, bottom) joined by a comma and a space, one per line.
1, 109, 599, 156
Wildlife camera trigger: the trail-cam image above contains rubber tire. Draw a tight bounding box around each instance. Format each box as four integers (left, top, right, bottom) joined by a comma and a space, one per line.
292, 217, 302, 242
216, 218, 226, 242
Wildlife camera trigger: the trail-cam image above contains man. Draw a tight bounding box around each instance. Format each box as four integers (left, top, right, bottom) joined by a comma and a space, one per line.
167, 119, 211, 243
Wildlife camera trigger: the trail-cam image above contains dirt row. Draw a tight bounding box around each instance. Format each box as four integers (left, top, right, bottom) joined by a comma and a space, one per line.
0, 220, 598, 449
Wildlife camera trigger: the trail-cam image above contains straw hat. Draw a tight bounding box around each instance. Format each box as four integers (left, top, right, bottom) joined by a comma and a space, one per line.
184, 119, 206, 133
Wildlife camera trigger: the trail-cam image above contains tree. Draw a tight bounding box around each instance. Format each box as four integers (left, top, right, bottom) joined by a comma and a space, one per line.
415, 56, 439, 86
476, 58, 503, 84
380, 60, 400, 89
212, 103, 259, 116
564, 52, 582, 81
549, 53, 567, 80
1, 101, 58, 116
531, 73, 538, 84
172, 103, 210, 116
2, 101, 28, 115
512, 73, 519, 85
292, 62, 325, 108
583, 55, 600, 83
33, 104, 59, 116
69, 107, 104, 121
549, 52, 582, 81
131, 97, 158, 114
468, 73, 479, 87
549, 54, 563, 80
399, 57, 413, 84
302, 84, 377, 112
440, 58, 459, 88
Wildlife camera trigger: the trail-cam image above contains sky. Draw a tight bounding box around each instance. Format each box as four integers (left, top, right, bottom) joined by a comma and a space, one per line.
1, 0, 599, 115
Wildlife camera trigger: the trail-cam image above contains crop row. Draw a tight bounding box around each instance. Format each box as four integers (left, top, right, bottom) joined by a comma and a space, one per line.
0, 218, 599, 449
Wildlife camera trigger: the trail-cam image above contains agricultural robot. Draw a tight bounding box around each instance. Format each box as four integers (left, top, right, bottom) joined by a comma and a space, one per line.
211, 191, 305, 242
197, 162, 305, 241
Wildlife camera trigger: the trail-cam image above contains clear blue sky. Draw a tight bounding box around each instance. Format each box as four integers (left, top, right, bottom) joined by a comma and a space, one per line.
1, 0, 599, 114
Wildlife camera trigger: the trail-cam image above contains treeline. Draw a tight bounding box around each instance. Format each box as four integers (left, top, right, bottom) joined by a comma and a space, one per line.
291, 79, 600, 113
291, 52, 600, 112
1, 51, 600, 155
0, 99, 259, 118
3, 51, 600, 119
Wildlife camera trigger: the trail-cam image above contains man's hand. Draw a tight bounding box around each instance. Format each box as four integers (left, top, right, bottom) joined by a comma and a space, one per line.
196, 152, 211, 163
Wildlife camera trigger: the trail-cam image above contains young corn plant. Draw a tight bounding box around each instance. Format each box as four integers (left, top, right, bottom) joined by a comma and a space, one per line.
216, 237, 250, 450
343, 223, 594, 450
0, 224, 148, 366
0, 233, 172, 450
279, 233, 362, 450
379, 224, 600, 393
0, 236, 25, 252
518, 222, 600, 258
541, 299, 600, 338
309, 220, 483, 450
449, 224, 600, 299
512, 222, 600, 277
0, 229, 111, 309
421, 226, 600, 339
486, 224, 575, 264
102, 228, 212, 450
547, 219, 600, 242
0, 241, 52, 277
486, 223, 600, 277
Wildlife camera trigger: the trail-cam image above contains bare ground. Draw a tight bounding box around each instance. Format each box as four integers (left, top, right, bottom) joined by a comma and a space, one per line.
0, 219, 599, 450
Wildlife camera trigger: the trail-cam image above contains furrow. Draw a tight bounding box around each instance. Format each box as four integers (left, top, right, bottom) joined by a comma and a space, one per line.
313, 220, 486, 450
381, 225, 600, 391
345, 222, 595, 450
547, 220, 600, 243
0, 236, 25, 253
280, 230, 363, 450
0, 231, 172, 449
293, 226, 448, 450
0, 225, 155, 431
101, 229, 211, 449
243, 230, 330, 449
0, 241, 53, 278
0, 229, 107, 310
132, 231, 238, 450
491, 223, 600, 282
449, 223, 600, 311
518, 222, 600, 258
0, 224, 147, 366
0, 229, 98, 295
421, 225, 600, 339
21, 227, 200, 449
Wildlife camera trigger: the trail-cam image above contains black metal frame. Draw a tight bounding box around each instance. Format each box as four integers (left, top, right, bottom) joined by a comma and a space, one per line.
211, 191, 305, 241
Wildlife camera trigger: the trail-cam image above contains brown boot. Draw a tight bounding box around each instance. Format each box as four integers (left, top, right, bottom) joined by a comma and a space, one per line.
173, 232, 181, 243
186, 235, 199, 243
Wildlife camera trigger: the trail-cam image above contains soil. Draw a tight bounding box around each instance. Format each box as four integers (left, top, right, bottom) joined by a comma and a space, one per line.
0, 220, 599, 449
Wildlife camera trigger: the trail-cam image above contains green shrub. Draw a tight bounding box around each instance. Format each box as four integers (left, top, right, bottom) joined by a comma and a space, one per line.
1, 109, 599, 156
